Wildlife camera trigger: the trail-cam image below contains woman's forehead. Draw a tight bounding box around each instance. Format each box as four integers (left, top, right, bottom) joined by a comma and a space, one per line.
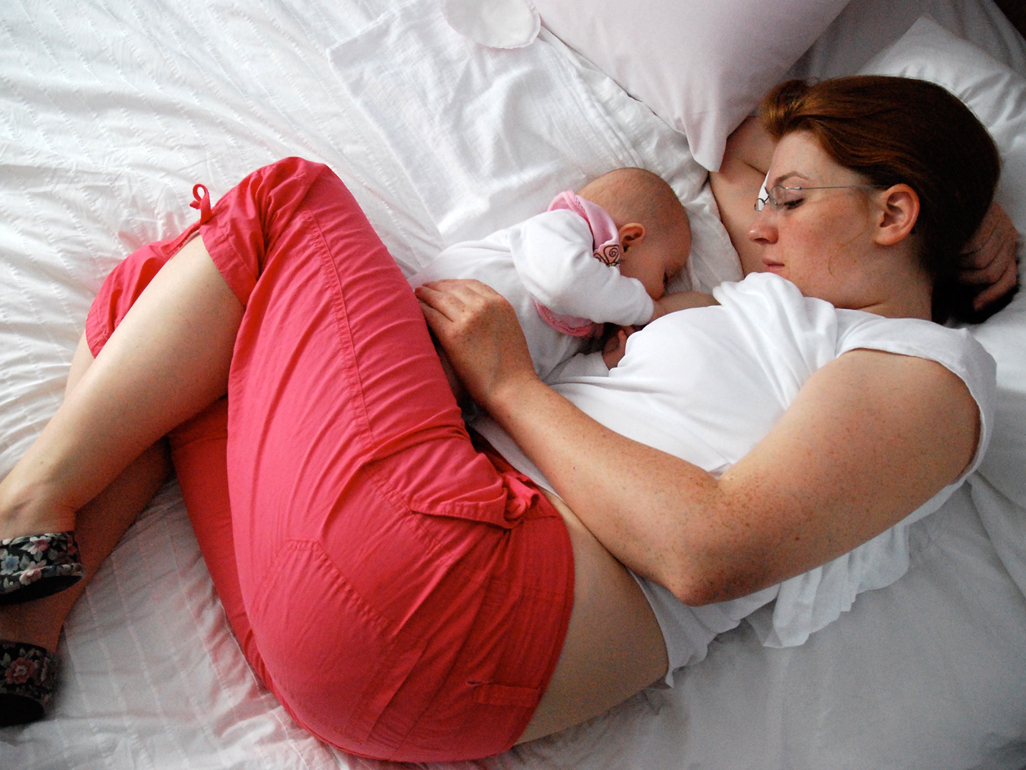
768, 131, 835, 186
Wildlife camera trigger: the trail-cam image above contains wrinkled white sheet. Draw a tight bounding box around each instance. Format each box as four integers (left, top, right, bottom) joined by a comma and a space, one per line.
1, 0, 1025, 768
326, 2, 738, 292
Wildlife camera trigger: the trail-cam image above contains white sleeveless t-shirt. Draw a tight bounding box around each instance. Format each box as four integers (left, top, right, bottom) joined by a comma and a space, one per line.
471, 272, 996, 678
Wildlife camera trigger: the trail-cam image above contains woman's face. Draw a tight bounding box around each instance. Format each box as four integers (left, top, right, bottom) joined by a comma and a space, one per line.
747, 131, 888, 310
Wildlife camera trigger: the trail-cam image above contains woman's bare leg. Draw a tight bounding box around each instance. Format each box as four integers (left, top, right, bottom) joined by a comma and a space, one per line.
0, 235, 243, 543
518, 496, 668, 743
0, 336, 172, 650
0, 446, 170, 651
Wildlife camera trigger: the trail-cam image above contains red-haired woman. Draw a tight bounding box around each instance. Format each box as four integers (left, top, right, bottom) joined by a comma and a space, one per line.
0, 76, 1017, 761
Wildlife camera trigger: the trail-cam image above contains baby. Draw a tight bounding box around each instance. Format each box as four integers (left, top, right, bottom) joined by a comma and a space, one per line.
412, 167, 706, 383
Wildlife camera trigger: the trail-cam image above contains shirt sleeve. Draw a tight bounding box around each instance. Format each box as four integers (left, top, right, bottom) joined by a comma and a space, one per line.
508, 210, 655, 326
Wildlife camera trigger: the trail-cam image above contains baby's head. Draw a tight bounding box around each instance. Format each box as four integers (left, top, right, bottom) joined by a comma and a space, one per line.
578, 168, 691, 299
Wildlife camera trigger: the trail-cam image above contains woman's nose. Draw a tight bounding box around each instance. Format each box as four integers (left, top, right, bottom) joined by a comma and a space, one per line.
748, 208, 777, 244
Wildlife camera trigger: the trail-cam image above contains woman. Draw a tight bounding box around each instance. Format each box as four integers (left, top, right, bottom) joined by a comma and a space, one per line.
0, 76, 1009, 760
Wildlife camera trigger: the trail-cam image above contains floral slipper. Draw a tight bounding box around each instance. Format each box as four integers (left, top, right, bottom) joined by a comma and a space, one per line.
0, 640, 57, 726
0, 532, 85, 605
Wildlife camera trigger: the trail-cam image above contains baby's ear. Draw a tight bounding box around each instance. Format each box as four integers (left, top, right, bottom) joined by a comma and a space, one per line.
619, 223, 646, 250
875, 184, 919, 246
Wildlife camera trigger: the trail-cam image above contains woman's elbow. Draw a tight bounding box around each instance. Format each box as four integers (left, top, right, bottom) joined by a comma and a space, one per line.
664, 576, 719, 606
658, 551, 769, 606
662, 573, 738, 606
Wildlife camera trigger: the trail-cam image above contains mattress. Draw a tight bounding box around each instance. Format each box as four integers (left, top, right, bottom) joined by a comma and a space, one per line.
1, 0, 1025, 767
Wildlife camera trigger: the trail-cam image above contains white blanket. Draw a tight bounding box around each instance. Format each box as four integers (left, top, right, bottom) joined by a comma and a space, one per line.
1, 0, 1025, 768
326, 0, 739, 291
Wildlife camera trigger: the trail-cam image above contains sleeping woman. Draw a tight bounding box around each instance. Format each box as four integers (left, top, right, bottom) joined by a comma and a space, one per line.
711, 92, 1020, 319
0, 75, 1016, 762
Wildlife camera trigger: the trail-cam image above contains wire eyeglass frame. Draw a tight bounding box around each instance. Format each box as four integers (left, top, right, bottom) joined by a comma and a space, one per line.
755, 184, 888, 212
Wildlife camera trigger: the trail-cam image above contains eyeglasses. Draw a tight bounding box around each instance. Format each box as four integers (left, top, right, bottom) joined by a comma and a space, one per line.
755, 184, 887, 212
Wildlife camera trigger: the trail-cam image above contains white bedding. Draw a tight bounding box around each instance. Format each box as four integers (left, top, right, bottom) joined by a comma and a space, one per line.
1, 0, 1025, 768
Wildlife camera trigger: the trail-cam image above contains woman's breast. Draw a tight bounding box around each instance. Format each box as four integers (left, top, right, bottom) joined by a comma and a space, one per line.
553, 306, 807, 473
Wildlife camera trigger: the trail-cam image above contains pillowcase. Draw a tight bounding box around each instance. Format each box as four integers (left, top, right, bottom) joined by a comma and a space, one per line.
860, 16, 1026, 233
530, 0, 851, 172
860, 16, 1026, 508
442, 0, 540, 49
794, 0, 1026, 81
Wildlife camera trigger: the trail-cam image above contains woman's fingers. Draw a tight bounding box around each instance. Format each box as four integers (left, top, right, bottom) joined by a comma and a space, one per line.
959, 201, 1019, 310
971, 256, 1019, 311
416, 279, 538, 405
417, 280, 518, 347
417, 278, 487, 320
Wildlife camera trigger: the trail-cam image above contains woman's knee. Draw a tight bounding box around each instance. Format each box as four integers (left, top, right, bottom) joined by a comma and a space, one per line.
65, 334, 95, 396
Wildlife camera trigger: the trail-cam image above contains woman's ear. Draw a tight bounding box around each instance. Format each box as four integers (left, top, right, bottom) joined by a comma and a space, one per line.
874, 184, 920, 246
619, 223, 645, 251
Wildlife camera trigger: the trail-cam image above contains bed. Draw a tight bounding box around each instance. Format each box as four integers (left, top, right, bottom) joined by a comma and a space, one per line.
2, 0, 1025, 767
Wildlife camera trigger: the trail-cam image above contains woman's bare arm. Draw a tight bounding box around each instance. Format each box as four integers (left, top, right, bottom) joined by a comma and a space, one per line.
417, 279, 980, 605
709, 116, 776, 276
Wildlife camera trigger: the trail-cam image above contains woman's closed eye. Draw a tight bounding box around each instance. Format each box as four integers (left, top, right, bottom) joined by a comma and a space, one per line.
774, 188, 805, 210
762, 183, 887, 212
756, 185, 807, 212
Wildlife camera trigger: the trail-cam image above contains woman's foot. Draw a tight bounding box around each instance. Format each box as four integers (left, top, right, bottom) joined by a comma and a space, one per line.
0, 470, 82, 605
0, 640, 58, 726
0, 533, 85, 605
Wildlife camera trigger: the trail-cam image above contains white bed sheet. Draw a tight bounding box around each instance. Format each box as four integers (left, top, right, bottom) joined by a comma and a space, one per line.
1, 0, 1024, 768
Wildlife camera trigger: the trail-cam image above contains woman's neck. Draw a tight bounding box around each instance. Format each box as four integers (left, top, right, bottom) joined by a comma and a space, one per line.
857, 263, 935, 321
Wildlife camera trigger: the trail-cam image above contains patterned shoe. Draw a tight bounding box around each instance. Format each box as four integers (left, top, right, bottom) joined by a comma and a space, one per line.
0, 640, 57, 726
0, 532, 85, 605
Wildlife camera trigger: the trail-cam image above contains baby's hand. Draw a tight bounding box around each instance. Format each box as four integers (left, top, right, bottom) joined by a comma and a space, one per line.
602, 326, 636, 368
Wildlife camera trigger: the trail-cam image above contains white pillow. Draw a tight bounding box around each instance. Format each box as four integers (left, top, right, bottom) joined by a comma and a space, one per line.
861, 16, 1026, 507
442, 0, 540, 49
530, 0, 851, 172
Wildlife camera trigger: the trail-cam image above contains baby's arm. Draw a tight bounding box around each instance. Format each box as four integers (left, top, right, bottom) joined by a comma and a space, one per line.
546, 325, 639, 378
511, 211, 655, 327
547, 350, 611, 380
589, 290, 717, 371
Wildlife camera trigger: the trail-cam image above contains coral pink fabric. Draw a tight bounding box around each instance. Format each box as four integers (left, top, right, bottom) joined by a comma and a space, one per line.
85, 158, 574, 762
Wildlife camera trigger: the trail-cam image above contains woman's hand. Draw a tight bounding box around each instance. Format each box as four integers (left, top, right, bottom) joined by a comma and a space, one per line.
960, 200, 1019, 311
416, 279, 539, 408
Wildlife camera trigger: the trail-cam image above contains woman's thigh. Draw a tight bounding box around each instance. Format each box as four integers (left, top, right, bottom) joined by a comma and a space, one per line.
208, 159, 519, 593
209, 162, 578, 760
